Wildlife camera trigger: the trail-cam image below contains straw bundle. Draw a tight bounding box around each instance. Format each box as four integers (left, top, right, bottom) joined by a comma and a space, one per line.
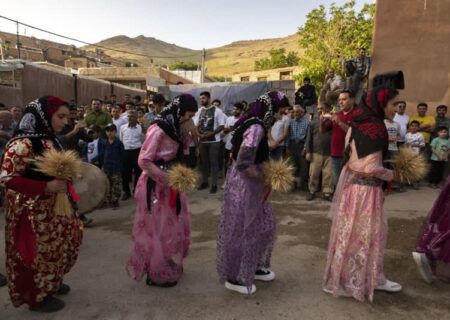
263, 159, 295, 192
35, 149, 82, 216
168, 164, 198, 193
391, 147, 429, 184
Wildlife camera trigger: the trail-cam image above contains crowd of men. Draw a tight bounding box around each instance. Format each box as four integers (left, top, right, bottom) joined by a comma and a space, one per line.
0, 82, 449, 216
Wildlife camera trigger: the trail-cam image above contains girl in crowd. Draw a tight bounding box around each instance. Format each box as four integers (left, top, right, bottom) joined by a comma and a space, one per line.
1, 97, 83, 312
217, 91, 290, 294
127, 94, 198, 287
323, 87, 402, 302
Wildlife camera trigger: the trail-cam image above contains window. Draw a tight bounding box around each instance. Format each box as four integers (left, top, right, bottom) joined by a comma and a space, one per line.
257, 76, 268, 81
240, 76, 250, 82
128, 82, 142, 89
279, 71, 293, 80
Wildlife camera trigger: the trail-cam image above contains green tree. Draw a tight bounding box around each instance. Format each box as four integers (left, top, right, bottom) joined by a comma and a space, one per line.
254, 48, 299, 71
125, 62, 139, 67
296, 0, 375, 91
168, 61, 199, 71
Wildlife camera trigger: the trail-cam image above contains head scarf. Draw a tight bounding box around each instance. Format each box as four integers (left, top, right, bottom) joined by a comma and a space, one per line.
235, 91, 290, 129
350, 86, 398, 159
13, 96, 68, 153
153, 94, 198, 144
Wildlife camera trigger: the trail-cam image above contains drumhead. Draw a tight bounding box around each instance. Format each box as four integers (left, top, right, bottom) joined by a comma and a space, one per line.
73, 162, 110, 214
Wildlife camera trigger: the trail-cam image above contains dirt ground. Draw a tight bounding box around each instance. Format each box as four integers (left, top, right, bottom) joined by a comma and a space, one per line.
0, 185, 449, 320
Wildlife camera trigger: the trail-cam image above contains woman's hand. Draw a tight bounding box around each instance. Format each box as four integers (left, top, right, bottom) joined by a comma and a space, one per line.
46, 179, 67, 193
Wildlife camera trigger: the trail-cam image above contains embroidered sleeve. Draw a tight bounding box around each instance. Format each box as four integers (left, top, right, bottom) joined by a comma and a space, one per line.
236, 124, 265, 172
138, 126, 168, 185
0, 138, 48, 196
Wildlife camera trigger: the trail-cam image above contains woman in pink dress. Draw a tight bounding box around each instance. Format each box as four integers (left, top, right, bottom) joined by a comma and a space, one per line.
323, 86, 402, 302
127, 94, 198, 287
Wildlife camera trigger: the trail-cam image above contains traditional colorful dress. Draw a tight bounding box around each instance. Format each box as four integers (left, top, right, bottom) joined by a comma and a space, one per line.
415, 176, 450, 277
322, 139, 393, 302
217, 91, 289, 292
323, 87, 400, 302
127, 94, 197, 285
1, 97, 83, 308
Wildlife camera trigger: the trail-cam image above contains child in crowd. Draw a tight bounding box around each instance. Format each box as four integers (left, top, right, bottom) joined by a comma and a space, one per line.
98, 123, 124, 208
405, 120, 426, 189
82, 125, 102, 166
429, 127, 450, 188
405, 121, 426, 154
384, 115, 402, 191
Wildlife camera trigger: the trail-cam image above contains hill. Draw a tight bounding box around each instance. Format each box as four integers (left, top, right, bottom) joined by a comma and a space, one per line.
84, 34, 301, 77
206, 34, 301, 76
82, 35, 201, 66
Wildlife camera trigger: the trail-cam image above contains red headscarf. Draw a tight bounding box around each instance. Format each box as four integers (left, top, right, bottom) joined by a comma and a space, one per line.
350, 86, 398, 159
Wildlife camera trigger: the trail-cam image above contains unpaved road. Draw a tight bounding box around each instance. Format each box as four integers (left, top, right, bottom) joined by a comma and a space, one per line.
1, 185, 448, 320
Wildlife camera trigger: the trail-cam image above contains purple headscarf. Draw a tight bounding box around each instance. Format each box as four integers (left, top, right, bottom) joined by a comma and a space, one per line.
235, 91, 290, 129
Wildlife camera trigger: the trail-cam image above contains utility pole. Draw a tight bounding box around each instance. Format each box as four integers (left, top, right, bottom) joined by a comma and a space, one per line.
201, 48, 206, 83
16, 20, 21, 59
0, 39, 4, 61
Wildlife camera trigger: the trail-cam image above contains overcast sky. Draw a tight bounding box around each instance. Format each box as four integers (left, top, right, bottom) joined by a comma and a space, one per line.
0, 0, 374, 50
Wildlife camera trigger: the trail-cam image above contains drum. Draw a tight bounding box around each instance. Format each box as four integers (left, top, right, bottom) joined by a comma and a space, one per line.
73, 162, 110, 214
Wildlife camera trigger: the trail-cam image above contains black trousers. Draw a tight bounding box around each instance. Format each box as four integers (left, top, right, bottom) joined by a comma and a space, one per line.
429, 160, 446, 185
122, 148, 142, 195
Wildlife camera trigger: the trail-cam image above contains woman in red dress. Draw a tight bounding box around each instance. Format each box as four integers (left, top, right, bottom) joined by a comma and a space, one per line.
1, 96, 83, 313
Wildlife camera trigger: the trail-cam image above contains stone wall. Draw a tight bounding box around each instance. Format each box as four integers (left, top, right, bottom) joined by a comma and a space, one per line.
371, 0, 450, 114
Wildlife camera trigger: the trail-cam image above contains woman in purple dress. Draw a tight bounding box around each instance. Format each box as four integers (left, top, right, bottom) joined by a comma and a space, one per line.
217, 91, 290, 294
413, 176, 450, 283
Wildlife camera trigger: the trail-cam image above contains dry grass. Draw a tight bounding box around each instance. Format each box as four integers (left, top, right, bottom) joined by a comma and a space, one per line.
392, 147, 430, 184
168, 164, 198, 193
263, 159, 296, 192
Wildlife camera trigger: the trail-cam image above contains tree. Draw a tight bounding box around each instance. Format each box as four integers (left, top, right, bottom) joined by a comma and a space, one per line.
254, 48, 300, 71
168, 61, 199, 71
296, 0, 375, 91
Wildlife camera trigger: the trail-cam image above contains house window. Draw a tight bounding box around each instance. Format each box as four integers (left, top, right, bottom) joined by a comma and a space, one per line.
257, 76, 267, 81
128, 82, 142, 89
240, 76, 250, 82
279, 71, 293, 80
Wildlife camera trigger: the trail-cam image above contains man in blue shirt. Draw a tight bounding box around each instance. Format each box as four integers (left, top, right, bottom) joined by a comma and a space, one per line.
288, 105, 310, 190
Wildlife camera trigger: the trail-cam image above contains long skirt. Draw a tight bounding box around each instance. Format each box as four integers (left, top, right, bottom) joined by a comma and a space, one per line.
5, 191, 83, 307
127, 173, 191, 284
416, 177, 450, 276
323, 180, 387, 302
217, 163, 275, 291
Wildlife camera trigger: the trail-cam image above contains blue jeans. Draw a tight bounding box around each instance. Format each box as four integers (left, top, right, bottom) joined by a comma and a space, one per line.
331, 156, 343, 187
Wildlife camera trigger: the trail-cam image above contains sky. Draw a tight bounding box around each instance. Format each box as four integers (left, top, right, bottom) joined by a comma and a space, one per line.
0, 0, 374, 50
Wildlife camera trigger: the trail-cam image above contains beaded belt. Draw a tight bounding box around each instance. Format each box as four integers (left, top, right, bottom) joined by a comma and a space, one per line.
350, 176, 383, 187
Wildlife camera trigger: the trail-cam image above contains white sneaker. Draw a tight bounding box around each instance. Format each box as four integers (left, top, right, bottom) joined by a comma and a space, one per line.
412, 251, 433, 284
254, 269, 276, 282
225, 281, 256, 295
375, 279, 402, 292
322, 287, 351, 297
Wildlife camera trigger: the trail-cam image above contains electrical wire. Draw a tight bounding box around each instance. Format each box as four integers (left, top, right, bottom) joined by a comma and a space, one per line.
0, 15, 203, 60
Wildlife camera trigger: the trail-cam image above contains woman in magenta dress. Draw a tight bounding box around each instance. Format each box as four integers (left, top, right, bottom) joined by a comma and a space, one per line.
217, 91, 290, 295
322, 87, 402, 302
413, 176, 450, 283
127, 94, 198, 287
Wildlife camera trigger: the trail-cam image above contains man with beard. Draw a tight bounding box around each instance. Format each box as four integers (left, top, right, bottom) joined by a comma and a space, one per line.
195, 91, 226, 194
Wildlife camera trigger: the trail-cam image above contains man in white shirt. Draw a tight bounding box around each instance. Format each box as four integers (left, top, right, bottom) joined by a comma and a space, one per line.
221, 103, 244, 179
111, 105, 127, 137
393, 101, 410, 146
196, 91, 226, 194
120, 110, 144, 200
319, 68, 345, 107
